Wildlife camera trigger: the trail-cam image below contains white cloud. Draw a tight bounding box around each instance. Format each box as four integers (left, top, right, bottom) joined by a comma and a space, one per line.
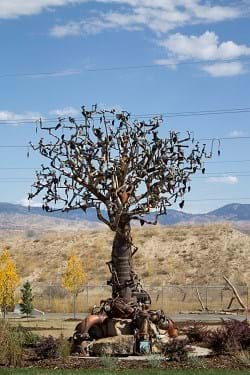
0, 0, 87, 19
49, 106, 80, 117
18, 198, 42, 208
228, 130, 246, 137
157, 31, 250, 77
50, 1, 242, 37
208, 176, 239, 184
30, 69, 80, 78
50, 22, 84, 37
0, 110, 40, 123
202, 61, 246, 77
159, 31, 250, 61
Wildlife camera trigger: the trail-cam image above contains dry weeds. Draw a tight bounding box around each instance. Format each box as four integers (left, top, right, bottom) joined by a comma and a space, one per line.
0, 223, 249, 312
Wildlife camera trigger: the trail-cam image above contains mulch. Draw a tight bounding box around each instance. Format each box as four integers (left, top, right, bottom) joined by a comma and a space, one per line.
18, 355, 249, 370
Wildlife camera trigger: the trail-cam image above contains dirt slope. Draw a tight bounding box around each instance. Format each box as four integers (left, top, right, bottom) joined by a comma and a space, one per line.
0, 223, 249, 287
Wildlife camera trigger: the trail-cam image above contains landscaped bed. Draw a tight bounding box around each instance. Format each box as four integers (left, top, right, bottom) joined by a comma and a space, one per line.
0, 368, 249, 375
0, 318, 249, 371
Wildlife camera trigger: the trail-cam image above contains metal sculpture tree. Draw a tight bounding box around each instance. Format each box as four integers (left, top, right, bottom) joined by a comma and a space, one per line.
29, 105, 213, 306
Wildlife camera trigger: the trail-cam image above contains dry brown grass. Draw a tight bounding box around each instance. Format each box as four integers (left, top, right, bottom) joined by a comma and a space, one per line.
0, 222, 249, 312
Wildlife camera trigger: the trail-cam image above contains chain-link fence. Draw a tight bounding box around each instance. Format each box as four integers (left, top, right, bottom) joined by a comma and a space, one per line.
22, 283, 249, 317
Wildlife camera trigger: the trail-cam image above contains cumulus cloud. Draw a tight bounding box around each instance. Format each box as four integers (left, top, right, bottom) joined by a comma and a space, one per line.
228, 130, 246, 137
50, 0, 242, 37
0, 110, 40, 123
30, 69, 81, 78
202, 61, 246, 77
208, 176, 239, 184
156, 31, 250, 77
18, 198, 42, 208
49, 106, 80, 117
0, 0, 87, 19
159, 31, 250, 61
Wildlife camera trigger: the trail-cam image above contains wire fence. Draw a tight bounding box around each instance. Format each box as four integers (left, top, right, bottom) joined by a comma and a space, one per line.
24, 283, 249, 318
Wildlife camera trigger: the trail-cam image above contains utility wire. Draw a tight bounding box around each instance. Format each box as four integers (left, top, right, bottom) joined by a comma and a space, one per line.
0, 135, 250, 148
2, 174, 250, 180
1, 106, 250, 124
188, 197, 250, 202
1, 56, 250, 78
1, 159, 250, 169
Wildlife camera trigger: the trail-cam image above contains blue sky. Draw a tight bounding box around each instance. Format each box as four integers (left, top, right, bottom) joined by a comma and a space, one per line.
0, 0, 250, 213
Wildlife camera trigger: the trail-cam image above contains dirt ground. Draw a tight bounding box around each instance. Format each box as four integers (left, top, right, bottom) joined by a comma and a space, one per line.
18, 354, 250, 370
6, 311, 247, 339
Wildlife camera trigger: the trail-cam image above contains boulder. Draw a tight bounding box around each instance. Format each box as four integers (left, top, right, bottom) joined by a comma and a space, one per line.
91, 335, 135, 356
90, 318, 133, 338
188, 345, 213, 357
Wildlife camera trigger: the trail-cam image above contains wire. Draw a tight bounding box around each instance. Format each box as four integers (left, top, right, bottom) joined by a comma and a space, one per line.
187, 197, 250, 202
1, 159, 250, 169
1, 56, 250, 78
205, 159, 250, 164
2, 106, 250, 125
0, 134, 249, 148
1, 174, 250, 180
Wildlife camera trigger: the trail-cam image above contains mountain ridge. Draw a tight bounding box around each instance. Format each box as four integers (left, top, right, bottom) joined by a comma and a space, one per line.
0, 202, 250, 229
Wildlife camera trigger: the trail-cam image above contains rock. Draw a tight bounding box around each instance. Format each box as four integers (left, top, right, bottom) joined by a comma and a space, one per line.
91, 335, 135, 356
188, 345, 213, 357
106, 318, 133, 336
90, 318, 133, 339
151, 334, 172, 354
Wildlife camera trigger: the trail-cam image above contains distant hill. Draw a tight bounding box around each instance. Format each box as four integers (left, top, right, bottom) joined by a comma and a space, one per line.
2, 223, 249, 288
210, 203, 250, 221
0, 202, 250, 231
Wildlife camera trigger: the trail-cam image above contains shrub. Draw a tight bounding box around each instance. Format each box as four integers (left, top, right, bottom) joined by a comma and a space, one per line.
235, 349, 250, 367
100, 354, 117, 369
57, 334, 71, 362
205, 319, 250, 354
35, 335, 59, 359
186, 321, 209, 343
223, 319, 250, 350
35, 334, 70, 360
163, 339, 190, 362
0, 321, 24, 367
16, 325, 40, 347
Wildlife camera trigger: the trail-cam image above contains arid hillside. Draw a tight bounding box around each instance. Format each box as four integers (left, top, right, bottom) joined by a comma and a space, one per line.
0, 223, 249, 288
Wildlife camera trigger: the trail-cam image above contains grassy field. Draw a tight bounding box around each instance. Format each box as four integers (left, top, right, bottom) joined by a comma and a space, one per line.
0, 369, 248, 375
8, 317, 79, 338
2, 223, 250, 292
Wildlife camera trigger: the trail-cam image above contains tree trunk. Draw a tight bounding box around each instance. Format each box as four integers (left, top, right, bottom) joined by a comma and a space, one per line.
73, 293, 76, 319
111, 215, 134, 302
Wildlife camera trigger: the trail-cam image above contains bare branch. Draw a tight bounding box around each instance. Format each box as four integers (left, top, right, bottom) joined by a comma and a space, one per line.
29, 105, 216, 229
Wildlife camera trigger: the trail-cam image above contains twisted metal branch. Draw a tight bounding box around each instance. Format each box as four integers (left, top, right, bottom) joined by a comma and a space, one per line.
29, 105, 216, 230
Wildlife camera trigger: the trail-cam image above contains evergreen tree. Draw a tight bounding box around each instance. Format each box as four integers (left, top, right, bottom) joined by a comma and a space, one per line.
20, 281, 33, 319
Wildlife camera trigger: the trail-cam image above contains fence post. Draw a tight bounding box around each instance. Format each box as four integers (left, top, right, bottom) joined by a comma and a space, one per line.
220, 287, 223, 310
49, 282, 52, 311
205, 286, 208, 310
161, 283, 164, 309
86, 283, 89, 309
246, 285, 249, 321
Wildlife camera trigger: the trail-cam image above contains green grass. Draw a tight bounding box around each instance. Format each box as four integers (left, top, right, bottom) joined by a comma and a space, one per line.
0, 370, 248, 375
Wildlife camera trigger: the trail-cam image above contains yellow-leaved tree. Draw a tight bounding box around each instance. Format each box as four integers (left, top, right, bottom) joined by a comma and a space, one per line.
0, 248, 20, 317
62, 253, 86, 319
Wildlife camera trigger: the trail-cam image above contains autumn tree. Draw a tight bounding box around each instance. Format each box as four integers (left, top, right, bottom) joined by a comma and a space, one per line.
62, 253, 86, 319
30, 106, 215, 309
0, 248, 20, 318
20, 281, 33, 319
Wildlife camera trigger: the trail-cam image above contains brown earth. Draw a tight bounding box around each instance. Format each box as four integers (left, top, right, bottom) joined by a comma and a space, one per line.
0, 222, 249, 287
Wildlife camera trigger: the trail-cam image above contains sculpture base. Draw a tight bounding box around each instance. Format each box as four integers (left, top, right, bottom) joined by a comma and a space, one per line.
71, 298, 178, 356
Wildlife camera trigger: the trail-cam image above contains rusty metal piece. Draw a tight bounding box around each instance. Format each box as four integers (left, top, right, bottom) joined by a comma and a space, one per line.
73, 312, 108, 342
